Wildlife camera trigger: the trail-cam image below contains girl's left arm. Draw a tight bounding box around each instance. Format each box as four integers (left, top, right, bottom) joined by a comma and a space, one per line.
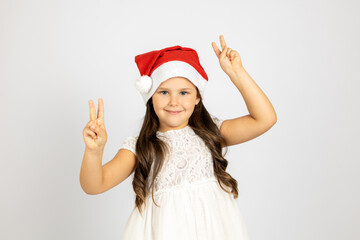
212, 35, 277, 146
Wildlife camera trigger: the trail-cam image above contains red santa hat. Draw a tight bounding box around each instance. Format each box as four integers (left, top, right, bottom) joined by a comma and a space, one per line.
134, 45, 209, 104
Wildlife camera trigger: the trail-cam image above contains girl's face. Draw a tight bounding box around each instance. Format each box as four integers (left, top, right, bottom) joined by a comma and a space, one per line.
152, 77, 200, 133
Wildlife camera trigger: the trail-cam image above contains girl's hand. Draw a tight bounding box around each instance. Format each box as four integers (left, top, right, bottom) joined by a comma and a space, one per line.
211, 35, 244, 77
82, 98, 108, 152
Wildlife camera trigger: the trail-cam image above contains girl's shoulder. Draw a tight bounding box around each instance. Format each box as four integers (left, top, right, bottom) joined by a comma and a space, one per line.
119, 135, 139, 155
210, 114, 224, 130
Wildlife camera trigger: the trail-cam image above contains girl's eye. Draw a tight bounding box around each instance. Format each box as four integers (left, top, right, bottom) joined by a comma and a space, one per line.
159, 91, 189, 95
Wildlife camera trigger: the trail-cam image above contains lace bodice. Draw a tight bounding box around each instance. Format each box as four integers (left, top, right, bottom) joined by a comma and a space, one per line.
119, 115, 224, 196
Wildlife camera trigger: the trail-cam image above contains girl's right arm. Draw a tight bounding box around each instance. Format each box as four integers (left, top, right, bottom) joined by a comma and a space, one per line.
80, 98, 108, 194
79, 98, 136, 195
80, 147, 136, 195
80, 147, 105, 195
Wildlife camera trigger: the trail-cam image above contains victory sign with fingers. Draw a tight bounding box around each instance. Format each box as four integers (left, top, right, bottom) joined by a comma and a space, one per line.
211, 35, 244, 78
82, 98, 108, 152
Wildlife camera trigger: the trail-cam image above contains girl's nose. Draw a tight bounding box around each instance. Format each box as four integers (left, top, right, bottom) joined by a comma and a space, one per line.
169, 94, 179, 105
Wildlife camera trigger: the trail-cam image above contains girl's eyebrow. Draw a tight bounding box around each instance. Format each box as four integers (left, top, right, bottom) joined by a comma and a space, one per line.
157, 87, 193, 90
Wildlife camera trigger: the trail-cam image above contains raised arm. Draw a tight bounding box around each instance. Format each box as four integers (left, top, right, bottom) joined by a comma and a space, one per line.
212, 35, 277, 146
80, 98, 108, 194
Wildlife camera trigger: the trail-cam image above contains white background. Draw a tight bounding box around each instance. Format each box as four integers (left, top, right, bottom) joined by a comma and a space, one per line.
1, 0, 359, 239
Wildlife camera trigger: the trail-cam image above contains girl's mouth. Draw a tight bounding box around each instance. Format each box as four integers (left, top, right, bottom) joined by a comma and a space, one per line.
166, 110, 182, 115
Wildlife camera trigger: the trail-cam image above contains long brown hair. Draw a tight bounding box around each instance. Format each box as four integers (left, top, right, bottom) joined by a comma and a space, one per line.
132, 88, 239, 216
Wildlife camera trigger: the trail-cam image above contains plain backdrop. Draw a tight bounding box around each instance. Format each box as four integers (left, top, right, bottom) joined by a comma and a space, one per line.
1, 0, 359, 239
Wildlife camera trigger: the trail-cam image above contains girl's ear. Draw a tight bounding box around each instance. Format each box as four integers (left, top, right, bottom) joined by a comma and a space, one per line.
196, 97, 200, 105
195, 87, 201, 105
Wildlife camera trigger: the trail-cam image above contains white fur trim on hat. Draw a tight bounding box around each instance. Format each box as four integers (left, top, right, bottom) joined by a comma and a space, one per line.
139, 61, 207, 104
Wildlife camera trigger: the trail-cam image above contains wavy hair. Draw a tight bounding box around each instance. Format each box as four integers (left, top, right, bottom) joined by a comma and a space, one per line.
132, 88, 239, 216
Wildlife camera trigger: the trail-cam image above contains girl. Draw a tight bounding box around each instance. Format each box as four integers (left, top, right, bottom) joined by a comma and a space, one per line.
80, 35, 277, 239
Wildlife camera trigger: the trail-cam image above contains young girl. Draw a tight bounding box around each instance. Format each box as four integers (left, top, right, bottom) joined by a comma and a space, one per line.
80, 35, 277, 239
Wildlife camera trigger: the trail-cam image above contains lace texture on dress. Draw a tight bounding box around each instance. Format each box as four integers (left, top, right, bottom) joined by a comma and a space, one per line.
119, 115, 224, 195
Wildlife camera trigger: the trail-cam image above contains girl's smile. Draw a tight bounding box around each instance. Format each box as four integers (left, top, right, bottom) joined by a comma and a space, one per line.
166, 110, 183, 114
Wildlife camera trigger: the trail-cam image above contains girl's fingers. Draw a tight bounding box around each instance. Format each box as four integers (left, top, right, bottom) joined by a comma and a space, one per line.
89, 123, 105, 136
212, 35, 233, 61
212, 42, 221, 57
98, 98, 104, 120
89, 100, 97, 121
84, 128, 96, 138
89, 126, 99, 139
227, 48, 232, 56
86, 120, 94, 128
220, 35, 227, 51
220, 45, 228, 60
230, 50, 237, 59
86, 119, 103, 131
85, 121, 96, 132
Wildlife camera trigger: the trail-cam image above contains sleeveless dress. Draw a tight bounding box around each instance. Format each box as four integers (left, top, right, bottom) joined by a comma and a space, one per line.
119, 116, 250, 240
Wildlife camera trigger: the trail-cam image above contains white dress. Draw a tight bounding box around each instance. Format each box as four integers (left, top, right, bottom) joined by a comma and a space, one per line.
119, 116, 250, 240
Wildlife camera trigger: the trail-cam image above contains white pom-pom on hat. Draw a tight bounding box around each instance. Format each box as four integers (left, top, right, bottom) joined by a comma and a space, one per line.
134, 75, 152, 94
